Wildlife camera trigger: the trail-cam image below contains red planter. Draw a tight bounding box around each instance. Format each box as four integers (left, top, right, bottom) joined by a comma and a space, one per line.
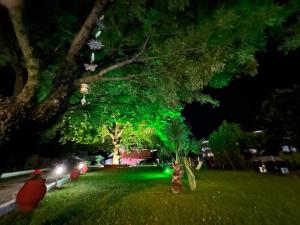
16, 177, 46, 212
70, 168, 80, 180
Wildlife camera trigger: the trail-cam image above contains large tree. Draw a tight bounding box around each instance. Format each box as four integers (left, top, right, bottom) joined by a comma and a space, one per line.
43, 72, 183, 164
0, 0, 299, 150
261, 85, 300, 153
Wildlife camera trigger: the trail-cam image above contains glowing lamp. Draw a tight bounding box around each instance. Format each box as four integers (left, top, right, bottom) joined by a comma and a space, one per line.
54, 165, 65, 176
78, 162, 84, 170
163, 166, 173, 175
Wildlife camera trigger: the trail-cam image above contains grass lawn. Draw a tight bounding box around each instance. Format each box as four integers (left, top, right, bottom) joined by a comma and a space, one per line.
0, 167, 300, 225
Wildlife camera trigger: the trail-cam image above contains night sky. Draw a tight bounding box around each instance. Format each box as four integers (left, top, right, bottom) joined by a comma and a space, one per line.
183, 44, 300, 139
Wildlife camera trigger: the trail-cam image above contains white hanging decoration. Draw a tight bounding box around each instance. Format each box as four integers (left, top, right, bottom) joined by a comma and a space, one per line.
81, 95, 87, 105
84, 63, 98, 71
96, 15, 105, 29
80, 14, 105, 107
80, 84, 89, 106
90, 52, 95, 63
95, 30, 101, 38
87, 39, 103, 50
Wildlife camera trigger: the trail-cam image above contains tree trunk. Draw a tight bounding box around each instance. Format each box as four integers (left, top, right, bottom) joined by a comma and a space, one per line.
112, 142, 120, 165
0, 5, 38, 144
224, 150, 236, 170
109, 122, 122, 165
171, 161, 183, 194
9, 7, 39, 105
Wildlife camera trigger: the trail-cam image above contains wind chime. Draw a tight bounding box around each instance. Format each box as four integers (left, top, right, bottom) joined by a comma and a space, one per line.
80, 15, 105, 105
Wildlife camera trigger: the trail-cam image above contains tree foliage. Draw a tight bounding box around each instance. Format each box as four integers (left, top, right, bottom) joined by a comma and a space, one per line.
158, 119, 199, 161
0, 0, 300, 152
261, 85, 300, 152
208, 121, 245, 169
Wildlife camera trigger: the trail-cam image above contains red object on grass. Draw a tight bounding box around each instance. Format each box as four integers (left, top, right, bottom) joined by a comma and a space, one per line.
32, 169, 42, 175
70, 168, 80, 180
16, 177, 46, 212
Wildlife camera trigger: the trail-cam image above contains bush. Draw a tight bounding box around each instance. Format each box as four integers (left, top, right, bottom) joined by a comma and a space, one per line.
208, 121, 246, 169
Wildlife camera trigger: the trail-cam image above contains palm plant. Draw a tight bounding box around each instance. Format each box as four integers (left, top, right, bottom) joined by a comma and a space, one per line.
160, 119, 200, 193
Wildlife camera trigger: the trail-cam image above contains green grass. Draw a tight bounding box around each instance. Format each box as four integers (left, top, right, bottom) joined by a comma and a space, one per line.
1, 168, 300, 225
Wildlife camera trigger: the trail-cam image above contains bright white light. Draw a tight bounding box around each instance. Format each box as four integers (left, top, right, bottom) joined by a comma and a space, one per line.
55, 165, 65, 175
207, 153, 214, 157
78, 162, 84, 170
253, 130, 263, 134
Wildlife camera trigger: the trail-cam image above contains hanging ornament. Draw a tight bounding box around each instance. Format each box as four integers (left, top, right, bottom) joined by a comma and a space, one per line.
90, 52, 95, 63
84, 63, 98, 71
95, 31, 101, 38
96, 15, 105, 29
87, 39, 103, 50
80, 83, 89, 95
81, 95, 87, 106
80, 84, 89, 106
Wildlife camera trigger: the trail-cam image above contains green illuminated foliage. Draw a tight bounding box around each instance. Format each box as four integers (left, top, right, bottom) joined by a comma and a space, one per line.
158, 119, 199, 161
157, 119, 199, 191
279, 15, 300, 53
44, 68, 183, 154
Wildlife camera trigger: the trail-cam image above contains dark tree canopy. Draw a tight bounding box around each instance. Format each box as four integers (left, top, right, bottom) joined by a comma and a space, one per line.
261, 85, 300, 152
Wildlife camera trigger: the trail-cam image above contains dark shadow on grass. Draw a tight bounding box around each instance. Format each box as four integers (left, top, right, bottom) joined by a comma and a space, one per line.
41, 207, 81, 225
0, 211, 33, 225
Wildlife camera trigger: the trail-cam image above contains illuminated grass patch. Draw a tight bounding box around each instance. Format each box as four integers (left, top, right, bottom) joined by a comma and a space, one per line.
1, 168, 300, 225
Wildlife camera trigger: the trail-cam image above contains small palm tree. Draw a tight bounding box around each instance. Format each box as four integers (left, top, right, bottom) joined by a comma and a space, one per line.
160, 119, 199, 193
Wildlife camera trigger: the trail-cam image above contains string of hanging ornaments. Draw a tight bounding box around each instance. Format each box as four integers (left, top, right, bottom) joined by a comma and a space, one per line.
80, 15, 105, 105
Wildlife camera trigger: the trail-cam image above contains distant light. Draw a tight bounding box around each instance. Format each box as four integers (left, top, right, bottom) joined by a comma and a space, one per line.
253, 130, 263, 134
54, 165, 65, 175
78, 162, 84, 170
207, 152, 214, 157
150, 149, 158, 152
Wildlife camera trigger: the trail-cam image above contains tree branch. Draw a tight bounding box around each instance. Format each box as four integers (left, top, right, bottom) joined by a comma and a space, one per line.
106, 125, 114, 135
117, 128, 124, 139
8, 5, 39, 105
100, 75, 139, 82
0, 0, 22, 10
114, 122, 119, 139
73, 38, 149, 86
